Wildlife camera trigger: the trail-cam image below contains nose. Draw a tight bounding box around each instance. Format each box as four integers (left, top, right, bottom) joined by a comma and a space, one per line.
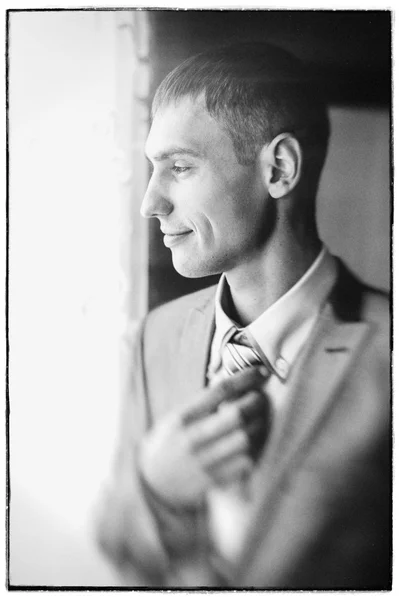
140, 174, 173, 219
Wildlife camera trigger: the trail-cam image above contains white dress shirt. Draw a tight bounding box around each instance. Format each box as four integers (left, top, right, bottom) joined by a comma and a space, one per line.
206, 246, 337, 564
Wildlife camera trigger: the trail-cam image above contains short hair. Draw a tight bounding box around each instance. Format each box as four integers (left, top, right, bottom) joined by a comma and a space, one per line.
152, 42, 330, 180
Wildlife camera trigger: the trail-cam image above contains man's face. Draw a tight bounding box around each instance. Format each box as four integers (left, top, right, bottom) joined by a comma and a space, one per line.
141, 96, 274, 278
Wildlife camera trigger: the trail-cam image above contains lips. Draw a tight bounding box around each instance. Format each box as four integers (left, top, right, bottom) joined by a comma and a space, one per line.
162, 230, 193, 248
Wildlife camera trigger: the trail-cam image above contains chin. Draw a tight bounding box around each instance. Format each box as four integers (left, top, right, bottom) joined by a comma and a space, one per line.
171, 254, 222, 279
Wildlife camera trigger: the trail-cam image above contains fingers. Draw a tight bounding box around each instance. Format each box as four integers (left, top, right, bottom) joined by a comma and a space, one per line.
176, 383, 270, 492
208, 453, 253, 486
198, 427, 249, 468
182, 367, 268, 425
234, 390, 266, 425
246, 419, 268, 461
188, 401, 242, 450
212, 367, 268, 404
187, 390, 266, 450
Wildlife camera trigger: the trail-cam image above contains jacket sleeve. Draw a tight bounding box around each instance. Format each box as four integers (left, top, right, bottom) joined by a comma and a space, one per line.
93, 319, 210, 587
93, 320, 169, 585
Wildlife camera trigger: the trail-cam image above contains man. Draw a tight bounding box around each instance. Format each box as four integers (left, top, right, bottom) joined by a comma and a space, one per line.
96, 42, 391, 589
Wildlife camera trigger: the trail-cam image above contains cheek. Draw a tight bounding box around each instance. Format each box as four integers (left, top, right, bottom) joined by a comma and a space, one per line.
177, 168, 263, 240
207, 181, 262, 238
174, 177, 221, 230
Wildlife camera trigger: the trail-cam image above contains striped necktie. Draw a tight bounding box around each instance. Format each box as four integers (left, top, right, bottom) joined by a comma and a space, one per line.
221, 328, 266, 376
221, 328, 272, 463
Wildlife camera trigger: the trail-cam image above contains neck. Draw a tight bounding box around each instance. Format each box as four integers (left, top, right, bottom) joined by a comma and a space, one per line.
225, 229, 322, 327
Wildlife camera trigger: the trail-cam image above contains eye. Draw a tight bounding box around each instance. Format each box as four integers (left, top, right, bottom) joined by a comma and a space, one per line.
172, 164, 190, 175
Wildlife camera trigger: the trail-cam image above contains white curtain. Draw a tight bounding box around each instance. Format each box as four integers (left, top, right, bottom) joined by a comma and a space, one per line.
8, 10, 150, 585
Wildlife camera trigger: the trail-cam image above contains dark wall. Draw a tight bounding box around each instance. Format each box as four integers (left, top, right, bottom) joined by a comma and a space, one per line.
146, 10, 391, 310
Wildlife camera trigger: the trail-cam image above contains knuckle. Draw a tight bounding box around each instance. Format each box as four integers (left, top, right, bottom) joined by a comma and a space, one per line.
220, 401, 238, 421
227, 404, 242, 428
180, 403, 197, 425
250, 389, 265, 402
242, 391, 260, 405
218, 377, 233, 397
236, 428, 250, 451
240, 456, 253, 474
240, 392, 265, 416
184, 426, 200, 453
242, 366, 260, 380
200, 388, 218, 408
181, 392, 218, 425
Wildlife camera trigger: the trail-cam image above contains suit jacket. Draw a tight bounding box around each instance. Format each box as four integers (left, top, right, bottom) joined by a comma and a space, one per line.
96, 260, 391, 590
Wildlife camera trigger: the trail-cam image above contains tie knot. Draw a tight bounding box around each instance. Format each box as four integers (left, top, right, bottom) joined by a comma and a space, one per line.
221, 328, 267, 376
229, 328, 251, 347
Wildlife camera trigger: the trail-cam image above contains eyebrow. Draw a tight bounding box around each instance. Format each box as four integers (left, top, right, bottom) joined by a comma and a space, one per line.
146, 146, 203, 162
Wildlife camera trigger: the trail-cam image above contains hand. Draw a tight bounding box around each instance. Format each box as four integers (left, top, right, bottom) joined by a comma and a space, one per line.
138, 367, 268, 508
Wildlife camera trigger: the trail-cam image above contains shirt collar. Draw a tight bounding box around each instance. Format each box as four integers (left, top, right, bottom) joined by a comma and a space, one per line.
213, 246, 337, 381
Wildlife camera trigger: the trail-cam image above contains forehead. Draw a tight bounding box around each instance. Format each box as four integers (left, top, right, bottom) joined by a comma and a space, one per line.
145, 96, 234, 160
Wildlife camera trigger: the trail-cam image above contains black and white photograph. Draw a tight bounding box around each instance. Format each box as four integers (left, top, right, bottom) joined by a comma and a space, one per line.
6, 6, 392, 590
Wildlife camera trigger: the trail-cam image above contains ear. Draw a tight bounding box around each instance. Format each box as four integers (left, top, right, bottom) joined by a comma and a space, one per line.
260, 133, 303, 199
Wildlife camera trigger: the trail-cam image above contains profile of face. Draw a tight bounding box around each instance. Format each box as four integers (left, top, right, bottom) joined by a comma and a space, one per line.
141, 96, 276, 279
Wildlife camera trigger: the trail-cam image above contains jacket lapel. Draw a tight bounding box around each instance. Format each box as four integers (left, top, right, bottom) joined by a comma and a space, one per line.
267, 260, 371, 471
175, 289, 216, 404
235, 266, 373, 583
264, 303, 371, 472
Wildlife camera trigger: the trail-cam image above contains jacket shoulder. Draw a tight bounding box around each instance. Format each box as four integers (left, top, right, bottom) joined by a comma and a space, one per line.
145, 284, 217, 335
361, 285, 390, 324
333, 258, 390, 328
361, 286, 390, 364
